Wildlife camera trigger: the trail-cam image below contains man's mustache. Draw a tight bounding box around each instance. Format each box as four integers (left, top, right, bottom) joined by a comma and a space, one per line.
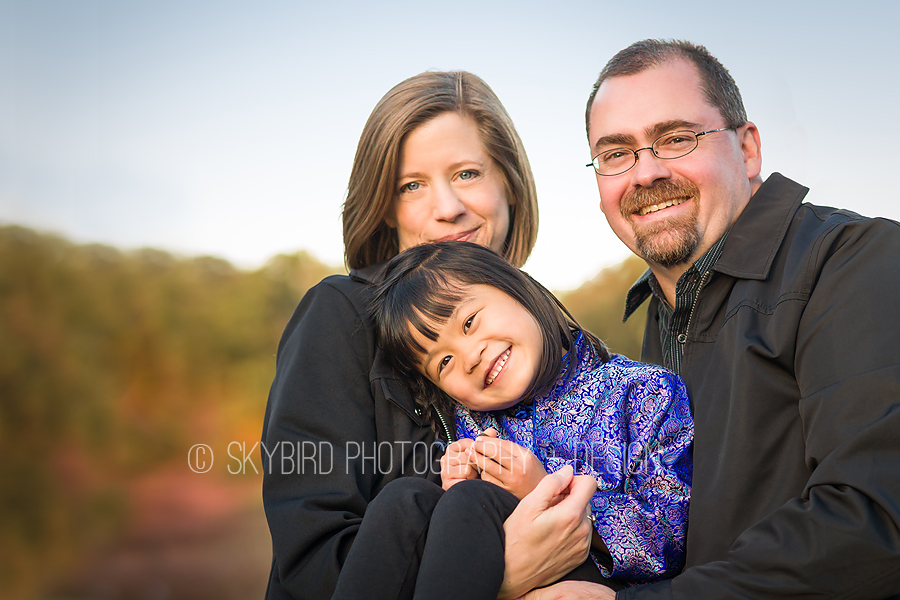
620, 179, 701, 219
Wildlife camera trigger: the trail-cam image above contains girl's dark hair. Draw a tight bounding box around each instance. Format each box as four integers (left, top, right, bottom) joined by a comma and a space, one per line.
369, 242, 610, 424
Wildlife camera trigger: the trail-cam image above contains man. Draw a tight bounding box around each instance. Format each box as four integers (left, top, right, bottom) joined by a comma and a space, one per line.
551, 39, 900, 598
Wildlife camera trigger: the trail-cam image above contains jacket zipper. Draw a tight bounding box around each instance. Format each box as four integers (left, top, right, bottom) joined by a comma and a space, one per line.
434, 407, 455, 443
684, 271, 711, 342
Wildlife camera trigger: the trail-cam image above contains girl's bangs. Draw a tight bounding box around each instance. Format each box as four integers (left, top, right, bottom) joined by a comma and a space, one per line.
387, 272, 467, 371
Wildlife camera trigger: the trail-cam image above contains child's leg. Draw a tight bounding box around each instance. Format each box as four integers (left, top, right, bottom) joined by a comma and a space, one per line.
412, 479, 520, 600
412, 479, 624, 598
332, 476, 443, 600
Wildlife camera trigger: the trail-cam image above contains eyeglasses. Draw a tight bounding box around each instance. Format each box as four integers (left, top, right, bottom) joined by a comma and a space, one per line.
586, 128, 732, 176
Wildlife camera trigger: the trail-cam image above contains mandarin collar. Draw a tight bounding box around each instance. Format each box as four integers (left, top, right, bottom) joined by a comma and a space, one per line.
541, 331, 598, 403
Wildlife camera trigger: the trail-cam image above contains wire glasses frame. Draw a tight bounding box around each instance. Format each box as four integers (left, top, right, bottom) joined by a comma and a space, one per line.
586, 127, 733, 176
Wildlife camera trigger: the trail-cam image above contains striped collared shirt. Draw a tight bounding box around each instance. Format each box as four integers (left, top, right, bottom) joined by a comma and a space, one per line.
623, 233, 729, 374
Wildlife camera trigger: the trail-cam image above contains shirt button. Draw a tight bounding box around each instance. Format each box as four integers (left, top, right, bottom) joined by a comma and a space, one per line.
677, 333, 687, 344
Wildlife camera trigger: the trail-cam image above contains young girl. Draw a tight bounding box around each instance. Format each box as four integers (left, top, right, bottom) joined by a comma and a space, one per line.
334, 241, 692, 599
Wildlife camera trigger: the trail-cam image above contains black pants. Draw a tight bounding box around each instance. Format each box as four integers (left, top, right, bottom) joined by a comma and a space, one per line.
332, 477, 620, 600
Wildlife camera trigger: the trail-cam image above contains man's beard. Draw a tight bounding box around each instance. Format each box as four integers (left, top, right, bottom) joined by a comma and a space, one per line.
621, 179, 702, 268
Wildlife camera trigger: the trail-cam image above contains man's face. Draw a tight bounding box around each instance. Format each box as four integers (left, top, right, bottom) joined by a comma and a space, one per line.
587, 59, 760, 270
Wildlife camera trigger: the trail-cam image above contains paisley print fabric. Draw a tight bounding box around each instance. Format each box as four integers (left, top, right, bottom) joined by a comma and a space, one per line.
456, 332, 693, 583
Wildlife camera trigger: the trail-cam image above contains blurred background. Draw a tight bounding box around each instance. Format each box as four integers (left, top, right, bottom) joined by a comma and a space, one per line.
2, 0, 899, 598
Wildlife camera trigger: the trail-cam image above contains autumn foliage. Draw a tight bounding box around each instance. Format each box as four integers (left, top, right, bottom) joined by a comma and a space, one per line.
0, 224, 647, 597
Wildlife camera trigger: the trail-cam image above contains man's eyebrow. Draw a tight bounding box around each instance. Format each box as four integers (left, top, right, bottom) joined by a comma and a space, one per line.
645, 119, 702, 140
592, 132, 637, 153
592, 119, 704, 152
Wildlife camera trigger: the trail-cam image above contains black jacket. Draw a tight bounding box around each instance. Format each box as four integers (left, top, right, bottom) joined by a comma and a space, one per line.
624, 174, 900, 599
261, 265, 446, 599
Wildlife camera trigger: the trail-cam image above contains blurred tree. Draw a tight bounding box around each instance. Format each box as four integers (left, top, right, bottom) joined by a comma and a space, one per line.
0, 224, 652, 597
558, 255, 649, 360
0, 225, 341, 597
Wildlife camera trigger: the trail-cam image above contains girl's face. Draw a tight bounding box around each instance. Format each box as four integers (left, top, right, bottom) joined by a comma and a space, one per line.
386, 112, 512, 255
416, 284, 542, 412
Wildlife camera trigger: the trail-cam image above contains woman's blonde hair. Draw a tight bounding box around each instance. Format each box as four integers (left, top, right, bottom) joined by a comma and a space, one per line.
342, 71, 538, 269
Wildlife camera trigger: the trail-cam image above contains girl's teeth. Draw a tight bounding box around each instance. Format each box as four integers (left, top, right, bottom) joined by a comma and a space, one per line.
486, 348, 510, 385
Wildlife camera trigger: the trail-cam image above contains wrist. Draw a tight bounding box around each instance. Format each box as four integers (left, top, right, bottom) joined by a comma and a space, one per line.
497, 575, 530, 600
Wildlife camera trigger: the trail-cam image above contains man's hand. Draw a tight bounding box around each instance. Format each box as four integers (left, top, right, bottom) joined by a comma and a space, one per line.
440, 438, 478, 491
522, 581, 617, 600
468, 428, 549, 499
498, 465, 597, 600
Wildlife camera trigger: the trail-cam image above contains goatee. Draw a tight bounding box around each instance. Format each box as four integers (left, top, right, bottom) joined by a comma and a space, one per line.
621, 179, 702, 268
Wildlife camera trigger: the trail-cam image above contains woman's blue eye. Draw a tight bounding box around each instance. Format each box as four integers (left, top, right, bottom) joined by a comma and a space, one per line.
459, 170, 477, 181
401, 181, 420, 192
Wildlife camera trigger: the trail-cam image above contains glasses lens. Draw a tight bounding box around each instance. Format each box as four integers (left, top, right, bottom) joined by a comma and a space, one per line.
652, 131, 699, 159
593, 149, 635, 176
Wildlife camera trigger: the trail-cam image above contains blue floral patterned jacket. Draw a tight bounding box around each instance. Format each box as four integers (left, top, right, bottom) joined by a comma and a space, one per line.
456, 332, 693, 583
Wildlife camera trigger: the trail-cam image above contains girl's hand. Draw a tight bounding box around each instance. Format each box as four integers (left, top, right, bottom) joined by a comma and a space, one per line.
467, 428, 548, 499
440, 438, 478, 490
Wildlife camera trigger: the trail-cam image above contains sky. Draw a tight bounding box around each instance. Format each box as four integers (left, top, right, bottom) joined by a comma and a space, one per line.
2, 0, 899, 291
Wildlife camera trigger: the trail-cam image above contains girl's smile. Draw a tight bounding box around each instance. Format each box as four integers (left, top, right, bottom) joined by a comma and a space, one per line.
485, 347, 511, 386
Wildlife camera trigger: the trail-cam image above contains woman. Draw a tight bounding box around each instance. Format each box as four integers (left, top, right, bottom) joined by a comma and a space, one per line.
261, 71, 594, 600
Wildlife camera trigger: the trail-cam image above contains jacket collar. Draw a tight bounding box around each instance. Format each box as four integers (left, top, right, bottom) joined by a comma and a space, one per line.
350, 261, 388, 285
712, 172, 808, 280
623, 173, 809, 321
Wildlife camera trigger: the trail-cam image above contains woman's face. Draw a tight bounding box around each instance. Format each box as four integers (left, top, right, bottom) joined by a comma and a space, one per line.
387, 112, 512, 255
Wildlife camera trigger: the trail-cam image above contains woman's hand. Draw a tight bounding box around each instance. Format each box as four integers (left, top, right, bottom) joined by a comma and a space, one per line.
440, 438, 478, 491
467, 428, 549, 499
497, 465, 597, 600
